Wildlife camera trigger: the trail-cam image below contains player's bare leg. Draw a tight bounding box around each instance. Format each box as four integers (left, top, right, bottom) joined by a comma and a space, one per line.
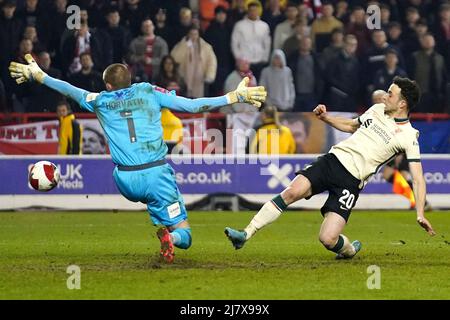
157, 220, 191, 263
319, 212, 361, 259
225, 174, 313, 249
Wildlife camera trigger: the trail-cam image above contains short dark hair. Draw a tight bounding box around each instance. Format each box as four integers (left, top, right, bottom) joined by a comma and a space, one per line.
214, 5, 227, 15
103, 63, 131, 90
56, 100, 72, 112
393, 76, 421, 111
385, 48, 398, 56
387, 21, 402, 29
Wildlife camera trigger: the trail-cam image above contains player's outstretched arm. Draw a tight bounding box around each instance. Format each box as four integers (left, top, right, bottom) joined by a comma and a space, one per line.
156, 77, 267, 113
409, 162, 435, 236
9, 54, 95, 111
313, 104, 360, 133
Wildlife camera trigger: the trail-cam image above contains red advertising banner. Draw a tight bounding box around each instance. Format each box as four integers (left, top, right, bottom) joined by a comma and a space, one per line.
0, 120, 59, 154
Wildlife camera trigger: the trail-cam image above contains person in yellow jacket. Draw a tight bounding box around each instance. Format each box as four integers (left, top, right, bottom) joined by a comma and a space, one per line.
249, 105, 296, 154
161, 108, 183, 153
56, 101, 82, 154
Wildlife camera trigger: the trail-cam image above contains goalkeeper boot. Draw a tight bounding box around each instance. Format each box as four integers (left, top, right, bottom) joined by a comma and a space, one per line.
336, 240, 362, 260
224, 227, 247, 250
157, 227, 175, 263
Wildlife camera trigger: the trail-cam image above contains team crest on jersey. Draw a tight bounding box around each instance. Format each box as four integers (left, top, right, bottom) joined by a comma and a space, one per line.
114, 89, 133, 100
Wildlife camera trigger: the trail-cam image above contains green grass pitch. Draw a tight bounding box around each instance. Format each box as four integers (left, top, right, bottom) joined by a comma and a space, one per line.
0, 210, 449, 300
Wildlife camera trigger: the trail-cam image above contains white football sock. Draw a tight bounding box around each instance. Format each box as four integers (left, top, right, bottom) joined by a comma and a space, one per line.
338, 234, 356, 257
244, 201, 283, 240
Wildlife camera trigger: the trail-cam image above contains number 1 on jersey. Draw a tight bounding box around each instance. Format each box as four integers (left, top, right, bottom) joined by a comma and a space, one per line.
120, 110, 137, 143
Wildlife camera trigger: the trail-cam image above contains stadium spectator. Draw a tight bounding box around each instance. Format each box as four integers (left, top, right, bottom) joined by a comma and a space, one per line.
287, 36, 324, 112
411, 33, 448, 113
345, 6, 371, 56
259, 49, 295, 111
199, 0, 230, 31
10, 39, 36, 112
0, 0, 23, 73
92, 22, 115, 74
47, 0, 69, 67
249, 105, 296, 154
60, 21, 105, 76
228, 0, 248, 27
319, 27, 344, 69
401, 0, 429, 21
153, 7, 177, 51
403, 19, 429, 61
82, 126, 107, 155
22, 25, 46, 54
223, 58, 258, 113
1, 0, 449, 115
16, 39, 36, 64
154, 55, 186, 96
261, 0, 285, 36
363, 29, 405, 100
272, 2, 299, 51
173, 7, 196, 45
231, 1, 271, 81
386, 22, 404, 49
310, 2, 343, 53
56, 100, 82, 155
334, 0, 350, 25
121, 0, 146, 38
431, 3, 450, 74
282, 18, 310, 58
25, 51, 63, 112
127, 18, 168, 82
296, 1, 312, 25
69, 53, 105, 98
85, 0, 111, 29
380, 3, 392, 31
16, 0, 50, 48
373, 49, 408, 92
103, 7, 131, 64
325, 34, 360, 113
204, 5, 234, 96
402, 7, 421, 48
222, 56, 261, 154
171, 26, 217, 98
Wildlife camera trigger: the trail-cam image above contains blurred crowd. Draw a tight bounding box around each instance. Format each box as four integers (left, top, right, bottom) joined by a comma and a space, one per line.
0, 0, 449, 114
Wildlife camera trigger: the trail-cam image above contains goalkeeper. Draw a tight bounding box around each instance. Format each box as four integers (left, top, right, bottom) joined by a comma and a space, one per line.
10, 54, 266, 263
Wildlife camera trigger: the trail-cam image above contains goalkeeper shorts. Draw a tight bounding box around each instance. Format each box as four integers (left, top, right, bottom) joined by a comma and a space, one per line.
113, 162, 187, 227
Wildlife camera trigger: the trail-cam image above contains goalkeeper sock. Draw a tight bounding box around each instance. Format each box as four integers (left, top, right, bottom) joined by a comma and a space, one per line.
170, 228, 192, 249
330, 234, 356, 257
244, 195, 287, 240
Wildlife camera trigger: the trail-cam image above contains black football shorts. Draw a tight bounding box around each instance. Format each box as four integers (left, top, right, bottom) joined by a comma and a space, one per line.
296, 153, 362, 222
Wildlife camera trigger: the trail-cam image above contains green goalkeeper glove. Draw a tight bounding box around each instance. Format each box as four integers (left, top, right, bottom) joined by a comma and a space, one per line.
9, 54, 47, 84
226, 77, 267, 108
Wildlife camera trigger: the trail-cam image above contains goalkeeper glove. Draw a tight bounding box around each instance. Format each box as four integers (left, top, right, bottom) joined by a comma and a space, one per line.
9, 54, 47, 84
226, 77, 267, 108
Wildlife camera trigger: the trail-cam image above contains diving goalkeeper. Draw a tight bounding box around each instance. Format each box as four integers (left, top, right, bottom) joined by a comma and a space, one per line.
10, 54, 267, 263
